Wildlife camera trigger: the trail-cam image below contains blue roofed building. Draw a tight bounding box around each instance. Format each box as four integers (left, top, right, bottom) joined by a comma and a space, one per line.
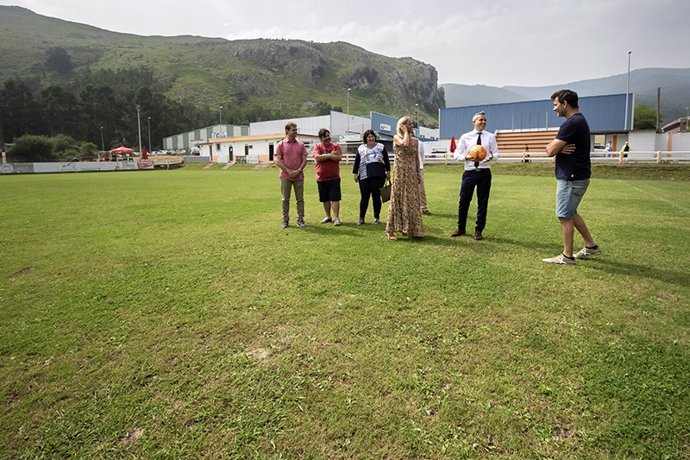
440, 93, 634, 154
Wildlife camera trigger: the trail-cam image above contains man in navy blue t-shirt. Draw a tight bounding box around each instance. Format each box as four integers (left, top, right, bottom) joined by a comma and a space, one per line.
543, 89, 601, 265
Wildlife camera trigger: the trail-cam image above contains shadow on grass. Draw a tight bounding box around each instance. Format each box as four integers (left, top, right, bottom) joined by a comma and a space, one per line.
301, 222, 381, 238
301, 223, 472, 247
586, 258, 689, 287
302, 224, 558, 251
420, 211, 458, 219
487, 235, 558, 252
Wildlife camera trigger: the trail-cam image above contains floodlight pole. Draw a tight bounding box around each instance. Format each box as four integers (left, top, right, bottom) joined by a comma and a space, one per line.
624, 51, 631, 132
621, 51, 631, 165
347, 88, 351, 134
136, 105, 142, 157
415, 103, 419, 137
147, 116, 152, 151
99, 126, 105, 159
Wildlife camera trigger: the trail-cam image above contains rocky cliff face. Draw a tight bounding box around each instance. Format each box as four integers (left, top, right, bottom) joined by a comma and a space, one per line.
231, 41, 329, 87
314, 41, 445, 113
210, 39, 445, 115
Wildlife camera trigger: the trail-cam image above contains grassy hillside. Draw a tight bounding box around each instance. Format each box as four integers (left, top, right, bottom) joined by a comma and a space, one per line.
0, 6, 444, 123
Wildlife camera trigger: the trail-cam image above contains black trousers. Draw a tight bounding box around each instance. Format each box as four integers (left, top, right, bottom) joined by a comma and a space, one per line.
358, 176, 386, 219
457, 169, 492, 232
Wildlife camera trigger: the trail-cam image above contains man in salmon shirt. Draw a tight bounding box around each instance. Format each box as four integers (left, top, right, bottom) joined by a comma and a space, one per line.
275, 122, 308, 228
312, 128, 343, 226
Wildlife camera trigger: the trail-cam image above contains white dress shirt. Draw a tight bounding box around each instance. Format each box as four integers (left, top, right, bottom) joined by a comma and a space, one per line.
453, 129, 499, 171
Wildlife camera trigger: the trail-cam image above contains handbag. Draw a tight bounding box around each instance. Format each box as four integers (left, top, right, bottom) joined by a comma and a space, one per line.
379, 179, 392, 203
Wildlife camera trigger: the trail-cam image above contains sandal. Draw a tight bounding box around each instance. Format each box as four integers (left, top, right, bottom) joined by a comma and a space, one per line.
385, 231, 397, 241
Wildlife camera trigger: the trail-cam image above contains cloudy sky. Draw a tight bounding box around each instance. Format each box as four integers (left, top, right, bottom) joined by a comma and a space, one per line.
3, 0, 688, 87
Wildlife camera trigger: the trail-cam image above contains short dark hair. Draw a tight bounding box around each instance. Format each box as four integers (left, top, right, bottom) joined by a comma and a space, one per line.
472, 111, 486, 122
551, 89, 579, 108
318, 128, 330, 139
285, 122, 297, 132
362, 129, 377, 143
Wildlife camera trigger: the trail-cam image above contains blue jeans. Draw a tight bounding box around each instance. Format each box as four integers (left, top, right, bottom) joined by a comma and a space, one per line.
556, 179, 589, 218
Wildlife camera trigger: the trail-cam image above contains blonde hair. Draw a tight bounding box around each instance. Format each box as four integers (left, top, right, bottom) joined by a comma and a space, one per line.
396, 115, 413, 137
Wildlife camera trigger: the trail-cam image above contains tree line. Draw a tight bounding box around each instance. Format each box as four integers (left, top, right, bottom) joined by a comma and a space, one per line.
0, 46, 343, 162
0, 76, 209, 155
0, 77, 339, 162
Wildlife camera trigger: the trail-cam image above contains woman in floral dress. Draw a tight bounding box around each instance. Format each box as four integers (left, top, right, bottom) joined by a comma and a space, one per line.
385, 116, 424, 240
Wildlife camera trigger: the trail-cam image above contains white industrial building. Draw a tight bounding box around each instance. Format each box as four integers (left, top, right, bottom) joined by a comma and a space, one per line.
250, 111, 371, 139
197, 133, 320, 164
165, 110, 441, 164
162, 124, 249, 152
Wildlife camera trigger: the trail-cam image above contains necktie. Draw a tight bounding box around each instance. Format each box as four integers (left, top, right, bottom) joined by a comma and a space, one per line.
474, 132, 482, 168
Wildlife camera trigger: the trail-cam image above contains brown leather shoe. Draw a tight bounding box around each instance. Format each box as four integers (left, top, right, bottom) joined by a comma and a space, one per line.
451, 229, 465, 237
474, 230, 483, 240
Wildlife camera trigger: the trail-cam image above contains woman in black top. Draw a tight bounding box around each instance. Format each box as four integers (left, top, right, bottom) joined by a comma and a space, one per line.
353, 130, 391, 225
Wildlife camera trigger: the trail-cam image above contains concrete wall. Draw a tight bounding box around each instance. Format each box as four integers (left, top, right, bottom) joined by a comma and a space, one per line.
628, 130, 690, 153
669, 132, 690, 151
628, 130, 658, 151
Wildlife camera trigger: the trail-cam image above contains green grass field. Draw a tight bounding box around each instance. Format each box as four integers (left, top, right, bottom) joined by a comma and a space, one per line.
1, 164, 689, 459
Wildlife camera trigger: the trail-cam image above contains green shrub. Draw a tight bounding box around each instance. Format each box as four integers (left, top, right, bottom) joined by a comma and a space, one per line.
7, 135, 56, 162
79, 142, 98, 160
60, 147, 81, 162
49, 134, 79, 154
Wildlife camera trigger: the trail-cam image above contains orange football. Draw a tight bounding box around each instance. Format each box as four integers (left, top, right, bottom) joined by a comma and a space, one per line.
468, 145, 487, 161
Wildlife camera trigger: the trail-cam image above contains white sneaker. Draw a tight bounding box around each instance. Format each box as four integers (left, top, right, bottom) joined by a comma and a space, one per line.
542, 253, 576, 265
356, 218, 365, 225
333, 218, 341, 226
320, 216, 332, 224
373, 218, 380, 224
297, 219, 306, 228
574, 246, 601, 259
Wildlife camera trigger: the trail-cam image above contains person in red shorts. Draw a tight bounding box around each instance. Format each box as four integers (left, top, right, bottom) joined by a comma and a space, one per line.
313, 128, 343, 226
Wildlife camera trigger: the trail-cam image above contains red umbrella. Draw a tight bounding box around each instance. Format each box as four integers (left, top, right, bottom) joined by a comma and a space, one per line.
449, 136, 457, 153
109, 146, 134, 154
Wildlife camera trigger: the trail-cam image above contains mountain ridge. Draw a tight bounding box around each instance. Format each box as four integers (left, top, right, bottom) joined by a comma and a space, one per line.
0, 5, 444, 122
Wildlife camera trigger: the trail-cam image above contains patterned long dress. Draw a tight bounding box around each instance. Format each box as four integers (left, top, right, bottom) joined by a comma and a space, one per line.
386, 139, 424, 237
